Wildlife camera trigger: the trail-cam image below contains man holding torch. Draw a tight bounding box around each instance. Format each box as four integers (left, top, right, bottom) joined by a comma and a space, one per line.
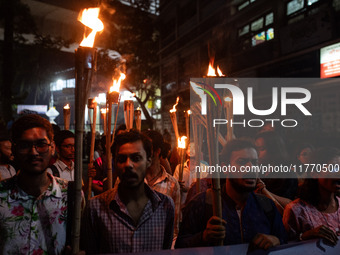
176, 139, 286, 251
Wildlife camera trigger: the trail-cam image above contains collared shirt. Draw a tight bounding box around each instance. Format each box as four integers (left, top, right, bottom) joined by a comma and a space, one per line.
145, 166, 181, 237
0, 164, 16, 181
80, 184, 175, 254
283, 197, 340, 240
47, 159, 74, 181
0, 174, 69, 255
176, 189, 287, 248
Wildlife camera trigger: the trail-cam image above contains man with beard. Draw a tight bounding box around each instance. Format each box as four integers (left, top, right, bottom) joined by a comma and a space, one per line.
81, 130, 175, 253
0, 114, 69, 254
176, 139, 286, 251
0, 130, 16, 180
47, 130, 75, 181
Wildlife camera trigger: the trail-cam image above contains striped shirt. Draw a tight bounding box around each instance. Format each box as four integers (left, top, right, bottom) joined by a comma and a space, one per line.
145, 166, 181, 238
81, 184, 175, 254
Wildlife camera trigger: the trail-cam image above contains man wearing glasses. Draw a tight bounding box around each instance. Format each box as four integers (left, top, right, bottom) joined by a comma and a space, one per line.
47, 130, 75, 181
0, 114, 69, 254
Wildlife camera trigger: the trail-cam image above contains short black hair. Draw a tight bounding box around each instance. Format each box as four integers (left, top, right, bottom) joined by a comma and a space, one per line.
0, 129, 11, 142
112, 130, 152, 159
11, 114, 54, 143
143, 130, 164, 157
220, 139, 256, 165
54, 130, 75, 147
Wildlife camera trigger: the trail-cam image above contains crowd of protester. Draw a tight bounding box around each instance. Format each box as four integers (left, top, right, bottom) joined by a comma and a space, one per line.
0, 113, 339, 254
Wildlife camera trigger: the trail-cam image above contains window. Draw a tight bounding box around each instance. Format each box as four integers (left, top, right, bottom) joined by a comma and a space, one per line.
265, 13, 274, 26
239, 25, 250, 36
252, 31, 265, 46
287, 0, 304, 15
238, 12, 274, 49
50, 78, 75, 92
251, 17, 264, 32
237, 0, 256, 11
286, 0, 320, 16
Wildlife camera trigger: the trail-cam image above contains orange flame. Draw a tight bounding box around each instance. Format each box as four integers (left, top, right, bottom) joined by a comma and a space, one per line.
170, 97, 180, 113
207, 59, 225, 77
78, 8, 104, 47
64, 104, 70, 109
178, 136, 187, 149
110, 73, 126, 93
217, 66, 225, 76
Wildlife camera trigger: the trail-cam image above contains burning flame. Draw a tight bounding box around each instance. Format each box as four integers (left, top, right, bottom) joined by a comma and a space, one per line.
101, 108, 107, 114
217, 67, 224, 76
110, 73, 126, 93
170, 97, 179, 113
78, 8, 104, 47
178, 136, 187, 149
207, 60, 225, 77
64, 104, 70, 109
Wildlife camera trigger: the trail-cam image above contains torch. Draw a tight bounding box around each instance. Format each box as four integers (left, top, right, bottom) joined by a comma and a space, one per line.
72, 7, 103, 254
87, 97, 97, 200
106, 72, 125, 190
100, 108, 107, 135
124, 100, 134, 131
169, 97, 180, 142
134, 107, 142, 131
63, 104, 71, 130
177, 136, 187, 182
203, 61, 225, 246
224, 96, 233, 142
185, 110, 191, 139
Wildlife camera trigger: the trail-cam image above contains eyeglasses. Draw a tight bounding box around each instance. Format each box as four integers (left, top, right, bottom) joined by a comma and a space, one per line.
16, 140, 51, 154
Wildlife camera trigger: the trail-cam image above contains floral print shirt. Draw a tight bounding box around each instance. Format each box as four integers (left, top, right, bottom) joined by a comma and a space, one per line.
0, 174, 69, 255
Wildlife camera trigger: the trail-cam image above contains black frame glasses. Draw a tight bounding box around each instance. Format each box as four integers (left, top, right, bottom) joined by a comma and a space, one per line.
15, 140, 51, 154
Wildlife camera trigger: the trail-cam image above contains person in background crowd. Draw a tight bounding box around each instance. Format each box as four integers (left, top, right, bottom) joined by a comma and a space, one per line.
0, 114, 70, 254
81, 130, 174, 253
176, 139, 287, 251
0, 130, 16, 181
255, 131, 298, 214
143, 130, 181, 244
283, 147, 340, 245
47, 130, 75, 181
89, 124, 127, 195
291, 142, 315, 186
49, 124, 61, 166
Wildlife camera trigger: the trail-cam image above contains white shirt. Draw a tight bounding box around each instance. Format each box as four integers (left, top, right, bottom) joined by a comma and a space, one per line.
0, 164, 16, 181
47, 159, 74, 181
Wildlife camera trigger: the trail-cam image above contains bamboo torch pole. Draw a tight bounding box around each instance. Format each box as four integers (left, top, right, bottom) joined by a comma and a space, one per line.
73, 46, 97, 253
72, 7, 103, 254
204, 78, 223, 246
124, 100, 134, 131
100, 108, 107, 135
134, 107, 142, 131
178, 136, 187, 182
106, 73, 124, 190
169, 97, 180, 142
63, 104, 71, 130
87, 98, 97, 200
